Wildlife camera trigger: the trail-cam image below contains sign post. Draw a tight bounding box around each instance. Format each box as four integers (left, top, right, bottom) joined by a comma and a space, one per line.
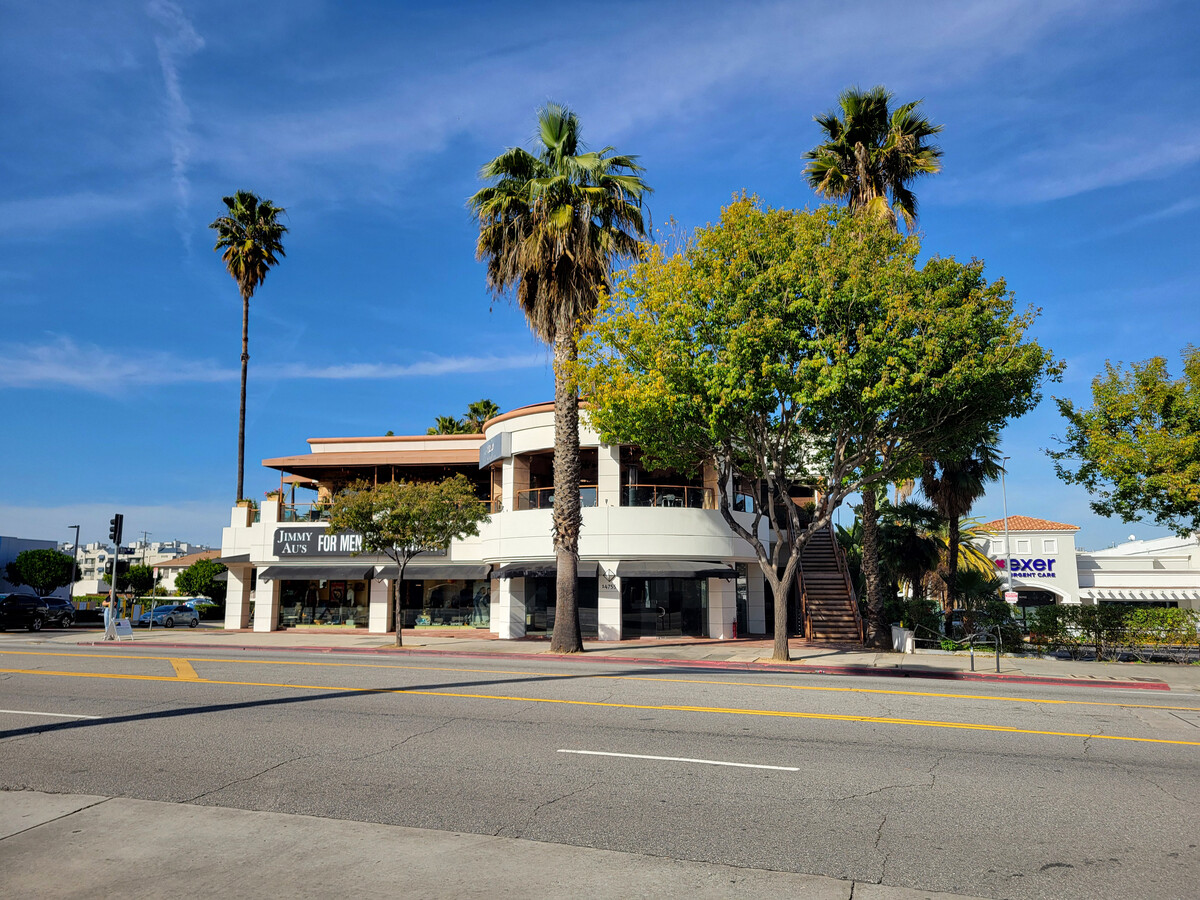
1004, 591, 1019, 604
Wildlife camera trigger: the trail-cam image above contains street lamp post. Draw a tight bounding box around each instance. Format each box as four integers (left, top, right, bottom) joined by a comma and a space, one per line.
1000, 457, 1013, 598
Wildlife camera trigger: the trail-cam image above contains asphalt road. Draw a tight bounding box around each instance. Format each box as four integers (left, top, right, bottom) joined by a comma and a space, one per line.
1, 642, 1198, 899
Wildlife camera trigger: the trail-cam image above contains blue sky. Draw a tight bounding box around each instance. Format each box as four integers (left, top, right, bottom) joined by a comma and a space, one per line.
2, 0, 1197, 552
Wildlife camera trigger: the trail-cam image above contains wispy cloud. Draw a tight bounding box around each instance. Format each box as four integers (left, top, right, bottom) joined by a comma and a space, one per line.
948, 126, 1200, 205
0, 338, 545, 394
147, 0, 204, 253
1069, 195, 1200, 244
272, 354, 545, 380
0, 337, 234, 394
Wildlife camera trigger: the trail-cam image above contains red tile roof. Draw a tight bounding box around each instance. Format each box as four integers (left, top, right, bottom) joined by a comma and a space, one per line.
979, 516, 1079, 532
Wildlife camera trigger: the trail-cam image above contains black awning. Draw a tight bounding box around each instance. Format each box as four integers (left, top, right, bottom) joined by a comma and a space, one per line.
257, 565, 375, 582
215, 553, 250, 565
614, 560, 738, 579
373, 564, 492, 581
496, 561, 601, 579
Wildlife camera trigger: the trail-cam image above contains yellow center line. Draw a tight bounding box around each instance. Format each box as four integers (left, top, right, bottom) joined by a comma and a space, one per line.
1, 648, 1195, 713
1, 666, 1198, 748
607, 675, 1200, 713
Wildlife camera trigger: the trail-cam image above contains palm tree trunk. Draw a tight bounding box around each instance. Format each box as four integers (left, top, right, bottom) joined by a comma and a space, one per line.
550, 332, 582, 653
946, 515, 960, 612
237, 294, 249, 502
861, 488, 888, 648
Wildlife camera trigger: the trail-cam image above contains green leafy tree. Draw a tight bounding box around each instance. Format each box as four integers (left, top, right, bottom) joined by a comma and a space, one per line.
577, 199, 1057, 657
920, 430, 1003, 610
115, 564, 160, 598
176, 558, 228, 604
5, 549, 76, 597
469, 103, 651, 653
803, 85, 943, 231
210, 190, 288, 502
328, 475, 492, 647
1050, 348, 1200, 535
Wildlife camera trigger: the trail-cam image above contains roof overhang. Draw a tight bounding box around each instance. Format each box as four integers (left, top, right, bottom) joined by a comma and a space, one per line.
615, 560, 738, 579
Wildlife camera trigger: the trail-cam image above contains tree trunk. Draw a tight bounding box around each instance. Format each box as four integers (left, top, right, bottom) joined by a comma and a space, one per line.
237, 293, 249, 502
861, 488, 888, 648
550, 332, 583, 653
393, 576, 403, 648
946, 515, 960, 612
771, 578, 790, 662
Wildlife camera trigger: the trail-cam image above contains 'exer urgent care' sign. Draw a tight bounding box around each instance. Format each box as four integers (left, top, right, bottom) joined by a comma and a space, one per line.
995, 557, 1058, 577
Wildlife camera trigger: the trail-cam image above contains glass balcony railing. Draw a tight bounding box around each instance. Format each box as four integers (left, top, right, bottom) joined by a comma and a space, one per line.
280, 503, 332, 523
515, 485, 599, 511
623, 485, 713, 509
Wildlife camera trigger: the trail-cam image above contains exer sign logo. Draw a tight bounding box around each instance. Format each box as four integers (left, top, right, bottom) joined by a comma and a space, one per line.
995, 558, 1057, 577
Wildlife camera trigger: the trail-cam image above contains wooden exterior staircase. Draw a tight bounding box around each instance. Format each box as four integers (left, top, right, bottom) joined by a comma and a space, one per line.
799, 526, 864, 644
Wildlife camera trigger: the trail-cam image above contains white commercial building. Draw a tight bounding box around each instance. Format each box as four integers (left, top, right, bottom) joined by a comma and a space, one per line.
979, 516, 1200, 613
220, 402, 862, 641
0, 535, 68, 599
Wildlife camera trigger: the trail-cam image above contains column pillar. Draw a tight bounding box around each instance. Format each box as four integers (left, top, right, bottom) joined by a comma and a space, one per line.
747, 568, 766, 635
488, 577, 500, 633
368, 577, 392, 633
501, 458, 516, 512
495, 577, 526, 639
597, 444, 621, 509
252, 578, 281, 632
708, 576, 736, 640
597, 567, 621, 640
224, 568, 253, 630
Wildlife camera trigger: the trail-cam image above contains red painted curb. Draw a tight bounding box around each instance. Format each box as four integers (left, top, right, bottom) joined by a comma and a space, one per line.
71, 640, 1172, 691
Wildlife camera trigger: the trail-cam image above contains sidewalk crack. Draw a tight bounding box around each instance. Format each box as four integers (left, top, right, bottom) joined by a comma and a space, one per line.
0, 796, 110, 843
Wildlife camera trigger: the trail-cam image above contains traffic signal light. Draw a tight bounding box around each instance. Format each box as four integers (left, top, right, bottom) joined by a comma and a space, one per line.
104, 560, 129, 578
108, 513, 124, 544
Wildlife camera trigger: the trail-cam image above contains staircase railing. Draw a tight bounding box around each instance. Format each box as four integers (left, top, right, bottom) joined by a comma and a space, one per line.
829, 526, 864, 644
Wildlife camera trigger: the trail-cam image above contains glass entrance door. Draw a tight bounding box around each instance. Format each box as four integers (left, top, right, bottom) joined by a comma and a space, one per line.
621, 578, 708, 638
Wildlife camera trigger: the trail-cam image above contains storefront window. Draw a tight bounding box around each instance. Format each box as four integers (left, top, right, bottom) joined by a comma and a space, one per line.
279, 579, 369, 627
399, 579, 490, 628
621, 578, 708, 638
525, 577, 598, 638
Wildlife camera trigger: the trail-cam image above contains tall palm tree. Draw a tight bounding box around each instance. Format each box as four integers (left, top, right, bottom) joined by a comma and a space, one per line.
427, 415, 469, 435
920, 433, 1004, 611
463, 399, 501, 433
805, 85, 942, 646
209, 191, 287, 501
469, 103, 651, 653
803, 84, 943, 231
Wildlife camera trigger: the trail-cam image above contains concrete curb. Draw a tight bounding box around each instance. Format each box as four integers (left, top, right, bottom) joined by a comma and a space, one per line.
71, 639, 1172, 691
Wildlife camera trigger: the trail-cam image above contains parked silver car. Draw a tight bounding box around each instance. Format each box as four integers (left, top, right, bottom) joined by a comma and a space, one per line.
137, 603, 199, 628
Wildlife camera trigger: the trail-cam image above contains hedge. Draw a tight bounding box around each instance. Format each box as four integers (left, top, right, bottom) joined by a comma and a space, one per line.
1029, 605, 1200, 663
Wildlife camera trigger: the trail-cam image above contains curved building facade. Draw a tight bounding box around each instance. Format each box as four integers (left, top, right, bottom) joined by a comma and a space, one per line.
220, 402, 772, 640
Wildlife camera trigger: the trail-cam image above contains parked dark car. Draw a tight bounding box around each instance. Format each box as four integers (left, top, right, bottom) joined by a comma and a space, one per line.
0, 593, 49, 631
41, 596, 78, 628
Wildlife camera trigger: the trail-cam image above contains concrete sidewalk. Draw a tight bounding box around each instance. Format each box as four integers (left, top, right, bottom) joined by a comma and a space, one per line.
14, 624, 1200, 691
0, 790, 983, 899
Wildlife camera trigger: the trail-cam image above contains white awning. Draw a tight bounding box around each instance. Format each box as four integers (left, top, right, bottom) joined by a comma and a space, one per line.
1078, 588, 1200, 602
